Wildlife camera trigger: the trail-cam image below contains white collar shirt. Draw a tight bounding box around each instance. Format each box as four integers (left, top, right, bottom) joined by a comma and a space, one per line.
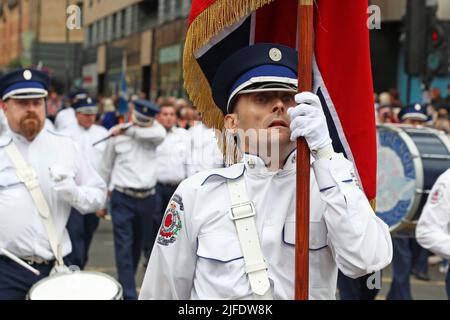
156, 127, 191, 185
139, 152, 392, 300
99, 121, 166, 190
0, 129, 107, 260
416, 169, 450, 259
54, 107, 77, 131
187, 123, 224, 176
61, 124, 109, 172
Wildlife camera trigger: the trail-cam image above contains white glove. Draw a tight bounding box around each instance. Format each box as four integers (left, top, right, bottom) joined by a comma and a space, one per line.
53, 177, 80, 205
288, 92, 333, 158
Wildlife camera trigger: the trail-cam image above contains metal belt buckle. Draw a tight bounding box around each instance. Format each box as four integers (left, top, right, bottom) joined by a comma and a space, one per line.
229, 201, 256, 221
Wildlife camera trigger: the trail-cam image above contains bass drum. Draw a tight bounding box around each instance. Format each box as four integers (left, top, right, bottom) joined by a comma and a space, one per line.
376, 124, 450, 234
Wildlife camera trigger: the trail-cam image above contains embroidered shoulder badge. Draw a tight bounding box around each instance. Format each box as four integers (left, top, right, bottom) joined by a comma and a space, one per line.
157, 194, 183, 246
430, 184, 444, 205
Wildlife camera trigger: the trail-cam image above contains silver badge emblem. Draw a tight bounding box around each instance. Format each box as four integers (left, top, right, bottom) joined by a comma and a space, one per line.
143, 107, 148, 113
269, 48, 282, 62
414, 104, 421, 111
23, 70, 32, 80
87, 98, 92, 104
248, 159, 256, 169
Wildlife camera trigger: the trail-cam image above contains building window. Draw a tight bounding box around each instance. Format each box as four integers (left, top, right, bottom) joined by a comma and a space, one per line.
106, 15, 113, 42
99, 19, 105, 44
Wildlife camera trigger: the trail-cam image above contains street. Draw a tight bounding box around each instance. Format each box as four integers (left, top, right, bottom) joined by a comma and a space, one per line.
86, 219, 448, 300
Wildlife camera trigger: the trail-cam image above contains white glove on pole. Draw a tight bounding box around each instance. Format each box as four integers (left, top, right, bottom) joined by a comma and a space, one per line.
288, 92, 334, 159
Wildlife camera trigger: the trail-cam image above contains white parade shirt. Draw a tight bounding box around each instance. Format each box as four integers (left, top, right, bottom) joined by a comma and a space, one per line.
139, 152, 393, 300
54, 107, 77, 131
0, 128, 107, 260
416, 169, 450, 259
99, 121, 166, 190
187, 122, 224, 176
60, 124, 109, 172
156, 127, 191, 185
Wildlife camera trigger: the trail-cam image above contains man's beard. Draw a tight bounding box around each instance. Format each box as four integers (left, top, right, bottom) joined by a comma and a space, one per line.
19, 112, 43, 141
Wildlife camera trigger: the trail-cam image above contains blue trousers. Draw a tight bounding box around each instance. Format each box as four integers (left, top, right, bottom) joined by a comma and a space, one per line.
387, 236, 429, 300
0, 256, 70, 300
66, 208, 99, 269
143, 183, 178, 260
337, 270, 380, 300
446, 269, 450, 299
110, 190, 156, 300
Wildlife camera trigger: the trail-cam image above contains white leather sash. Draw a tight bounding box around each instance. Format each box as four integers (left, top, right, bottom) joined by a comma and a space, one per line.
227, 177, 273, 300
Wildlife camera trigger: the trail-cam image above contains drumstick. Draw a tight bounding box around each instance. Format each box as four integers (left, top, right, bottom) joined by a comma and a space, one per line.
0, 248, 41, 276
92, 123, 134, 146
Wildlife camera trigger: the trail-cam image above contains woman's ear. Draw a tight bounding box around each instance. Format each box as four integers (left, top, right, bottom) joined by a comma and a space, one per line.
224, 113, 239, 132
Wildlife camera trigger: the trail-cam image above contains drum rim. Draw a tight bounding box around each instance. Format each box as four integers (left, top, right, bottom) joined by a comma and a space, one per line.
27, 271, 123, 300
376, 124, 424, 233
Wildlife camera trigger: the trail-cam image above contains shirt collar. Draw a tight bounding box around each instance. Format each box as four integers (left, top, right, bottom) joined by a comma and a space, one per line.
242, 149, 298, 173
11, 128, 45, 145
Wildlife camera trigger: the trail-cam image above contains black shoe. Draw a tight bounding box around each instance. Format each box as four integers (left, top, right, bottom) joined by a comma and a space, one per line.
414, 272, 431, 281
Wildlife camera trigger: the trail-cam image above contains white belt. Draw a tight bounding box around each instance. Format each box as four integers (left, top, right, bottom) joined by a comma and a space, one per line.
227, 177, 273, 300
5, 142, 64, 267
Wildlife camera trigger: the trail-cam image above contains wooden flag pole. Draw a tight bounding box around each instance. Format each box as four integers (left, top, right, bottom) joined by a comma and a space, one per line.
295, 0, 314, 300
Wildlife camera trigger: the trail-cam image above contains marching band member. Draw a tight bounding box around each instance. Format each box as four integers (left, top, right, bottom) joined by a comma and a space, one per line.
54, 89, 88, 131
416, 169, 450, 299
99, 99, 166, 300
60, 97, 109, 269
387, 104, 432, 300
0, 69, 107, 300
139, 44, 393, 300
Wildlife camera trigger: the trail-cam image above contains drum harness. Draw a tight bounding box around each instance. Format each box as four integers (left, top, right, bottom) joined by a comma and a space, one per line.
227, 177, 273, 300
4, 141, 65, 269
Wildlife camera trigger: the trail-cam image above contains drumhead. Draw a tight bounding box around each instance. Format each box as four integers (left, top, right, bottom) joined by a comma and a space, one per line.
28, 271, 122, 300
376, 124, 423, 233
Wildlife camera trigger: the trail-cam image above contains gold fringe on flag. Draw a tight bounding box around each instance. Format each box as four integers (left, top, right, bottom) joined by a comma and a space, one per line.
183, 0, 275, 132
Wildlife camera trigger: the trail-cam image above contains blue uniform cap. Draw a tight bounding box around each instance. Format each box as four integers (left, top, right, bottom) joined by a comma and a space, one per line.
0, 68, 50, 101
73, 97, 98, 114
398, 104, 430, 122
212, 43, 298, 114
69, 89, 88, 102
133, 99, 160, 125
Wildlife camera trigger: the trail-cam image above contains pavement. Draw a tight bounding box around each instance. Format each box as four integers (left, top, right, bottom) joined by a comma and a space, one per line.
85, 219, 448, 300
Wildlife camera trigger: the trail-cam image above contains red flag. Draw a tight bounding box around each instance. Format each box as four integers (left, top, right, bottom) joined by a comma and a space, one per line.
184, 0, 376, 201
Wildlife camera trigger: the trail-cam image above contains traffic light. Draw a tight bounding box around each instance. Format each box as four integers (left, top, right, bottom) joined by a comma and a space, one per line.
404, 0, 427, 75
426, 19, 450, 76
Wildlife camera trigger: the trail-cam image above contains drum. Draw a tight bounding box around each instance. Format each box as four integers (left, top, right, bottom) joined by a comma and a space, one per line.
376, 124, 450, 234
27, 271, 123, 300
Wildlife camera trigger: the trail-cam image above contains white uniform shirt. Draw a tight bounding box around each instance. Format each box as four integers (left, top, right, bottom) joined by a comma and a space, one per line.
60, 124, 109, 172
187, 122, 224, 176
156, 127, 191, 185
55, 107, 77, 131
0, 129, 107, 260
99, 121, 166, 190
416, 169, 450, 259
139, 152, 393, 300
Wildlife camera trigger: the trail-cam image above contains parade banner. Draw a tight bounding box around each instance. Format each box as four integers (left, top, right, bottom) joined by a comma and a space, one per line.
183, 0, 376, 201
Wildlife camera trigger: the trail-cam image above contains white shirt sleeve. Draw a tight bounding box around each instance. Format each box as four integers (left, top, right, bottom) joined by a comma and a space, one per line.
416, 172, 450, 259
124, 122, 166, 145
312, 153, 393, 278
72, 142, 107, 213
139, 180, 197, 300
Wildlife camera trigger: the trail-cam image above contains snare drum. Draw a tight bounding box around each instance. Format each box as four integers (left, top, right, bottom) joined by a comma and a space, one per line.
27, 271, 123, 300
376, 124, 450, 234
